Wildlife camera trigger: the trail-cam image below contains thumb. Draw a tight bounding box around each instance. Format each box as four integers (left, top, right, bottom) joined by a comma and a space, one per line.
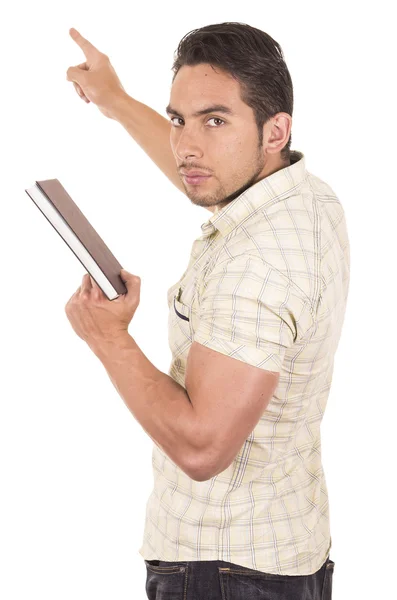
120, 268, 133, 281
120, 269, 141, 284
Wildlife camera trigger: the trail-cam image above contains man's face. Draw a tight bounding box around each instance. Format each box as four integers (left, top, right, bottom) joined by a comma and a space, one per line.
167, 63, 269, 212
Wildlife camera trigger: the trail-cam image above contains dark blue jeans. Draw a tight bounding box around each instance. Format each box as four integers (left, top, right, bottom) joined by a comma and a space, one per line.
144, 555, 334, 599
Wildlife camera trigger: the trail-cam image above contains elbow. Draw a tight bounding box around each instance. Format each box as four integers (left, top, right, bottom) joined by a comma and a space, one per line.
188, 465, 213, 483
188, 466, 214, 483
184, 446, 225, 482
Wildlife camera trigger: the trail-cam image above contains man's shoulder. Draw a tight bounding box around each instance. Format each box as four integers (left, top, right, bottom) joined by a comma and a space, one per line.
203, 193, 318, 304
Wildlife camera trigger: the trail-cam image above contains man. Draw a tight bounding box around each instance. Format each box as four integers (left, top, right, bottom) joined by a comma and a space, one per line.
66, 22, 348, 599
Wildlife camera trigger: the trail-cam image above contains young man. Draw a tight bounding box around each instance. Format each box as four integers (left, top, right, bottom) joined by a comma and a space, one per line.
66, 22, 348, 599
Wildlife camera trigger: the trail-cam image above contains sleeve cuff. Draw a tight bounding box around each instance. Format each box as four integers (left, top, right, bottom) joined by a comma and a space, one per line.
193, 330, 284, 373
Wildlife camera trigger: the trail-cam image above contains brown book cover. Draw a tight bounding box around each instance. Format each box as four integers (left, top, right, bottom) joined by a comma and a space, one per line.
25, 178, 128, 300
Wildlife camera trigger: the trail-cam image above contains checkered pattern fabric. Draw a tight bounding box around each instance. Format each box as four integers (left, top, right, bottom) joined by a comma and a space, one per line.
139, 150, 350, 575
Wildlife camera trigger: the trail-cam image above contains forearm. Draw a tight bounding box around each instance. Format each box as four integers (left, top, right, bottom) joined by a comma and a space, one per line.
89, 332, 200, 477
108, 93, 185, 195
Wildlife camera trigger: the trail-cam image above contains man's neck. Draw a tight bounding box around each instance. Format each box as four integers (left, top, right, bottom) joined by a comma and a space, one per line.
206, 157, 291, 214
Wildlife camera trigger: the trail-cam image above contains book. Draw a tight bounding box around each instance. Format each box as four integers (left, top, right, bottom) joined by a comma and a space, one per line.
24, 179, 128, 301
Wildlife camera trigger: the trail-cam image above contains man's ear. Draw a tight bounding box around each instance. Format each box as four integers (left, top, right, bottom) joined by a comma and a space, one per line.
264, 112, 292, 155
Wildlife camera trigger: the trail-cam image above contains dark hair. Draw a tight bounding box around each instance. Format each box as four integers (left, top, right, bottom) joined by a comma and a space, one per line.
171, 22, 293, 162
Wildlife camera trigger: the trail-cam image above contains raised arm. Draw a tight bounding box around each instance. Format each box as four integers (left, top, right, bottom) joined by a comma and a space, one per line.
107, 94, 185, 195
66, 28, 187, 197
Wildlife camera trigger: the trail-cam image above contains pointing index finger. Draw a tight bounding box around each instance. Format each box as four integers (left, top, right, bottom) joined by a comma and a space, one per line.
69, 28, 101, 59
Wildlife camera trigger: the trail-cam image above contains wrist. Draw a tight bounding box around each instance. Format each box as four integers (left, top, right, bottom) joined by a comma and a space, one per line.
89, 330, 132, 360
106, 91, 136, 122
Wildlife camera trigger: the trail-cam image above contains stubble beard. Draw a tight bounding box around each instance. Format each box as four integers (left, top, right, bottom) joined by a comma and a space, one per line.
186, 145, 265, 210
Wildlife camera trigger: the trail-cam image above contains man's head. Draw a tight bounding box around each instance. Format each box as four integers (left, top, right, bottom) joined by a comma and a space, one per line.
167, 22, 293, 212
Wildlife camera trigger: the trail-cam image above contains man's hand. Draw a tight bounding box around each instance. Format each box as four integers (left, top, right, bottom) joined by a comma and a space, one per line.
65, 269, 141, 351
66, 28, 128, 119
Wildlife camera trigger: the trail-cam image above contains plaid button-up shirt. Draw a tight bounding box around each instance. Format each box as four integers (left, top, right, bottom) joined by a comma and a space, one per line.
139, 150, 350, 575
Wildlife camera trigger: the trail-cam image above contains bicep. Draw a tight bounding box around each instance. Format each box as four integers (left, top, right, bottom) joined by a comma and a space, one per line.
185, 341, 279, 480
183, 254, 313, 480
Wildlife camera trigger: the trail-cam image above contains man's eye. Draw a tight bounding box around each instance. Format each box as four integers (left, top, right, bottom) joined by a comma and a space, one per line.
169, 117, 225, 127
170, 117, 183, 126
207, 117, 225, 127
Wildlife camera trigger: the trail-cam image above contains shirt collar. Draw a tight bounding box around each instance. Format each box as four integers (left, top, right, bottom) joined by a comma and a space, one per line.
200, 150, 307, 238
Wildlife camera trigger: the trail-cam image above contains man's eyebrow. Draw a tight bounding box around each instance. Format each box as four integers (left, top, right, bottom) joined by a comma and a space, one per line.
165, 104, 235, 118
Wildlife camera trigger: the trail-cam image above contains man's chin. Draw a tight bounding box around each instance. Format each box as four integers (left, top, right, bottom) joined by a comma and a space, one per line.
188, 195, 213, 208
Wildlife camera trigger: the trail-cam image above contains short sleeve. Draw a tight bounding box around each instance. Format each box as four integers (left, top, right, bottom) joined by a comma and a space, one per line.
193, 254, 314, 372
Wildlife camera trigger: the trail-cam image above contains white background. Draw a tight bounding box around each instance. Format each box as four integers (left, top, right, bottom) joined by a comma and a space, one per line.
0, 1, 395, 598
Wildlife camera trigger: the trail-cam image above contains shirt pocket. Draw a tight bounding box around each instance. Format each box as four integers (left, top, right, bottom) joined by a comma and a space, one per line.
173, 296, 193, 338
168, 291, 194, 359
173, 295, 191, 323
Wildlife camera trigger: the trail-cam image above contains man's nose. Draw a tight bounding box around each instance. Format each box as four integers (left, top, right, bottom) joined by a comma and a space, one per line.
174, 127, 203, 161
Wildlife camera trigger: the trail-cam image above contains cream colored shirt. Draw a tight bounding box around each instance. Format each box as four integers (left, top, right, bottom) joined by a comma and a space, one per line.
139, 150, 350, 575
